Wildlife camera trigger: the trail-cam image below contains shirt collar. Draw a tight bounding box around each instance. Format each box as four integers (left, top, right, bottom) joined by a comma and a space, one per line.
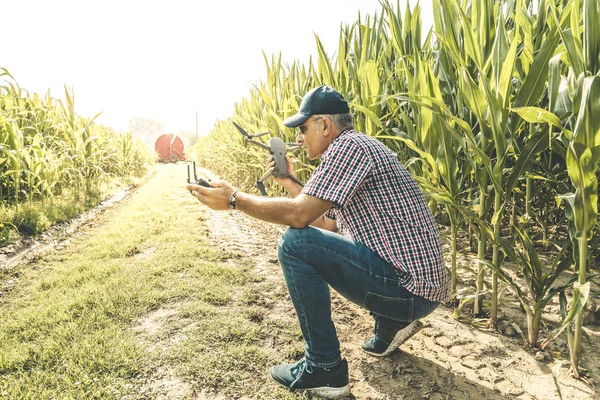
321, 129, 353, 160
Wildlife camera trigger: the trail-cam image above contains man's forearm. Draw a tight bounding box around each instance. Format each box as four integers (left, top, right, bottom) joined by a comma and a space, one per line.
234, 192, 305, 227
233, 192, 337, 232
282, 181, 303, 198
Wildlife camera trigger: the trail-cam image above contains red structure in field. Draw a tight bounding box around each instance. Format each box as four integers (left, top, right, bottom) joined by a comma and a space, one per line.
155, 133, 186, 163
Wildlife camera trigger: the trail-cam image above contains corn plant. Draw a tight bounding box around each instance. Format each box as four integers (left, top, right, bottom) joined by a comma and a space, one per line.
491, 227, 577, 346
1, 68, 152, 238
551, 0, 600, 378
429, 0, 578, 326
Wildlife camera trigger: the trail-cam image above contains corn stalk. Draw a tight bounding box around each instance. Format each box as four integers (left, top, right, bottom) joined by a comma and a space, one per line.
545, 0, 600, 378
491, 227, 577, 346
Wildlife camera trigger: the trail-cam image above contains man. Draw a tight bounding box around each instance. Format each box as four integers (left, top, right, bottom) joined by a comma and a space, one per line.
186, 85, 449, 399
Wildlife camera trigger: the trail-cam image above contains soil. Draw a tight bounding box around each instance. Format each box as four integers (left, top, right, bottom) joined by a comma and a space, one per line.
2, 164, 599, 399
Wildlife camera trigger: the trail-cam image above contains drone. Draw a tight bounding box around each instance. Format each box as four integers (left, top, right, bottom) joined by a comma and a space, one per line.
232, 122, 304, 196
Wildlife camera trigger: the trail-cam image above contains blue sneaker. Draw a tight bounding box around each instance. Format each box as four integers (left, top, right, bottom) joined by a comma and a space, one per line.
270, 358, 350, 399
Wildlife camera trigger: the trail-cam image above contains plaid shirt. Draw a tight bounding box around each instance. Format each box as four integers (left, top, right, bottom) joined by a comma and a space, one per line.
301, 130, 449, 302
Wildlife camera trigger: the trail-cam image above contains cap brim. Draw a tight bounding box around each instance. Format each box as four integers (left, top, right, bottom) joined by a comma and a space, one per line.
283, 112, 311, 128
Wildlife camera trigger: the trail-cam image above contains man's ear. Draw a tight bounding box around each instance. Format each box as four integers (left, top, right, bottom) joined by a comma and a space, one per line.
322, 117, 330, 135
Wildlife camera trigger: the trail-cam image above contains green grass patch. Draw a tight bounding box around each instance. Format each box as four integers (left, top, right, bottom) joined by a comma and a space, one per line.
0, 177, 142, 245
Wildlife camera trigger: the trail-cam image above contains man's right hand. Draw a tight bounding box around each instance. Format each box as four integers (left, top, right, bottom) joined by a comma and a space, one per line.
267, 155, 302, 196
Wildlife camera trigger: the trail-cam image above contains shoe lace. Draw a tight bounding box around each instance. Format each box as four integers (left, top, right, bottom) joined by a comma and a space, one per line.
290, 358, 313, 389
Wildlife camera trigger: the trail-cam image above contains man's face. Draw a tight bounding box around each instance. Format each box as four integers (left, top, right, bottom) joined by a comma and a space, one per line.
296, 116, 328, 160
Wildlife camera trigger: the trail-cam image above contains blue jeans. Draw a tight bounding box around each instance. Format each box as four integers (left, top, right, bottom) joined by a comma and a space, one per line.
277, 226, 440, 368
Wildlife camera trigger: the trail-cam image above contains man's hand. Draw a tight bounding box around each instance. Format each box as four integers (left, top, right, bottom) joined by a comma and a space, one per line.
267, 155, 301, 196
186, 180, 237, 210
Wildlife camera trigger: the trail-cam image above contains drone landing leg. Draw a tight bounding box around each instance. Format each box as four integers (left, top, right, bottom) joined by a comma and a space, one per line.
255, 171, 273, 196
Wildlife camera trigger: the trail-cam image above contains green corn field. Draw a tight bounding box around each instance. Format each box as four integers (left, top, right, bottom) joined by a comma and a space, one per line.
2, 0, 599, 387
189, 0, 600, 379
0, 69, 153, 237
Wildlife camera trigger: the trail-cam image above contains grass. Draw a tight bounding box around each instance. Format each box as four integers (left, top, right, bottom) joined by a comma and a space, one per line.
0, 163, 306, 399
0, 176, 142, 244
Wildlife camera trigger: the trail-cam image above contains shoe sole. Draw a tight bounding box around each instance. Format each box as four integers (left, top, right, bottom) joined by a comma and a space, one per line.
306, 384, 351, 399
362, 320, 424, 357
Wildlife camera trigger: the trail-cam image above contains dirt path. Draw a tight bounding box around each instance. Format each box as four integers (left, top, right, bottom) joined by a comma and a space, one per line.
192, 167, 599, 400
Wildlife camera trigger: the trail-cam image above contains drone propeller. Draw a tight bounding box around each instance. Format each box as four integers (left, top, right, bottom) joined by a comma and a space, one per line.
232, 122, 269, 139
231, 121, 247, 136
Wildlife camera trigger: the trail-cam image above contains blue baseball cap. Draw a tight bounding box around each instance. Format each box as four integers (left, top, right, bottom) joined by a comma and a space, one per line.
283, 85, 350, 128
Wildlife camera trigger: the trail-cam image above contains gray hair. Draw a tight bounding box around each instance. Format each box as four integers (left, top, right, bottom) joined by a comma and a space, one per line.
314, 113, 354, 131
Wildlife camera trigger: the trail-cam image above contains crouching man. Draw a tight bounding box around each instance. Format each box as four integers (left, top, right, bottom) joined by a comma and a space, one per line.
186, 85, 449, 399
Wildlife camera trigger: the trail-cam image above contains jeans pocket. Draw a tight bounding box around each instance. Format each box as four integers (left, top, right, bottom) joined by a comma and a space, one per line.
363, 292, 414, 322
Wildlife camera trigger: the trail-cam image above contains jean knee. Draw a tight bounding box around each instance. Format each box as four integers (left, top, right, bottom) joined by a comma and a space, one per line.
278, 227, 298, 255
278, 227, 300, 266
278, 227, 321, 275
279, 227, 313, 257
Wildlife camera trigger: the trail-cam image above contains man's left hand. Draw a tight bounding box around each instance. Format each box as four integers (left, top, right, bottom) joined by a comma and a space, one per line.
186, 180, 237, 210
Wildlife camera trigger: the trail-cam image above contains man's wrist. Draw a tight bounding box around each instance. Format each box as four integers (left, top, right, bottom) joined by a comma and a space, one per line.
227, 190, 239, 209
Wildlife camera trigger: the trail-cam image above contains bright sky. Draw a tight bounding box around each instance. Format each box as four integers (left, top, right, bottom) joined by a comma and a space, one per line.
3, 0, 431, 136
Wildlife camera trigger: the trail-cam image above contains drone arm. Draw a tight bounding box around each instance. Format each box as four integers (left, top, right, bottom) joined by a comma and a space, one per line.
255, 181, 268, 196
246, 139, 272, 152
257, 170, 273, 183
288, 174, 305, 188
250, 131, 270, 138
